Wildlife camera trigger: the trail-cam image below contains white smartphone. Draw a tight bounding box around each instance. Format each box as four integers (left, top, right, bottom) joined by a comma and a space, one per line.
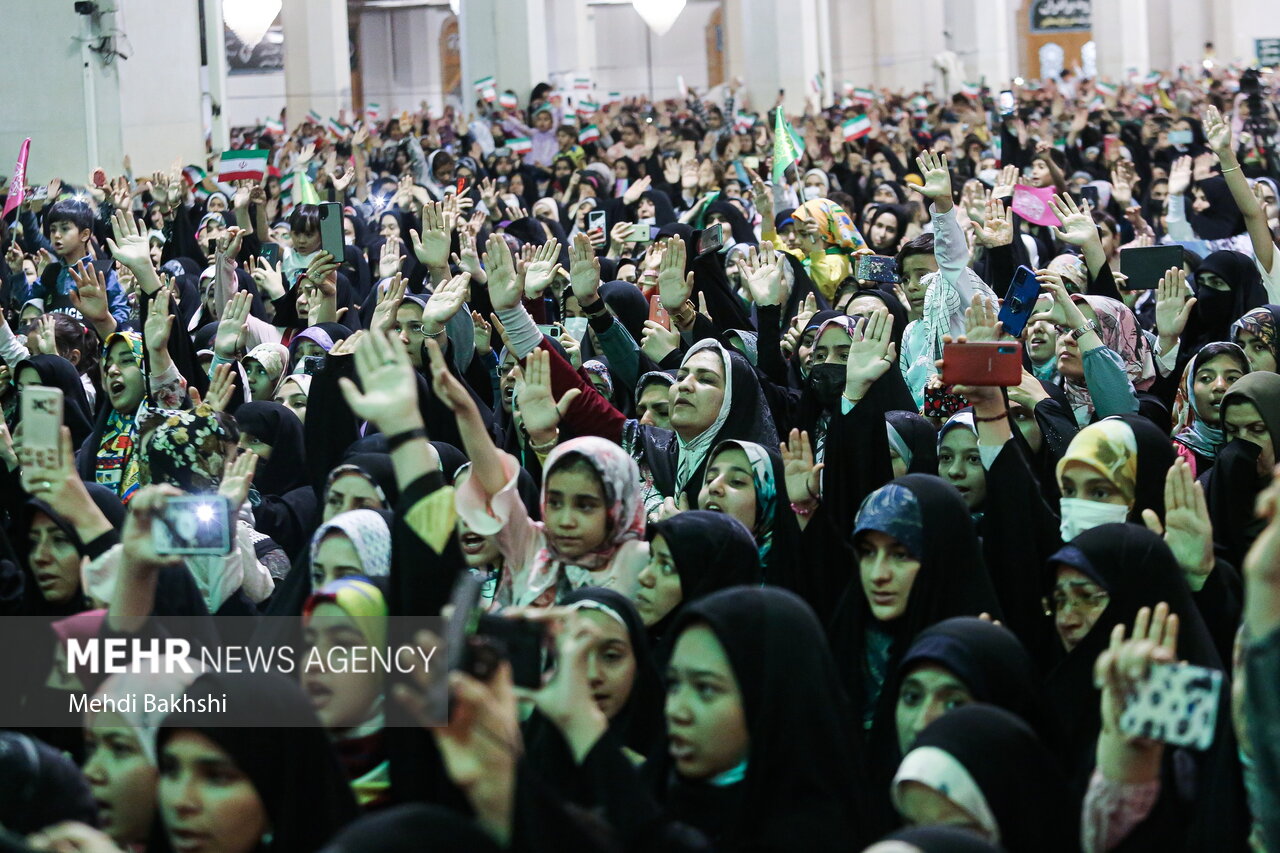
21, 386, 63, 470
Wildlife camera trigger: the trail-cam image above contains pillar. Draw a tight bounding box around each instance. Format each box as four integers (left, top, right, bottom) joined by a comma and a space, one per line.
281, 0, 352, 126
118, 0, 206, 171
1091, 0, 1150, 80
545, 0, 596, 88
1211, 0, 1279, 66
734, 0, 823, 115
458, 0, 549, 106
945, 0, 1014, 90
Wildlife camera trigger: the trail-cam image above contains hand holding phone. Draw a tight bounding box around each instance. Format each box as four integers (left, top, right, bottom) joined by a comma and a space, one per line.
318, 201, 345, 260
152, 495, 234, 556
998, 265, 1041, 337
20, 387, 63, 470
941, 342, 1022, 387
854, 254, 900, 284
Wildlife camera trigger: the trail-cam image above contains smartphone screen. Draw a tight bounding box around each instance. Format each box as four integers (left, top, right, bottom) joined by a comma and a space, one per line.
586, 210, 607, 234
697, 222, 724, 256
1080, 185, 1100, 209
20, 387, 63, 468
259, 243, 281, 268
153, 495, 233, 556
998, 90, 1015, 116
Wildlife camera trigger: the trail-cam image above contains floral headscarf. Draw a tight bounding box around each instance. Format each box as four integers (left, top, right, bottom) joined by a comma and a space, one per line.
1062, 295, 1157, 420
1171, 343, 1249, 460
244, 343, 291, 399
1055, 418, 1139, 507
792, 198, 867, 253
1231, 305, 1280, 368
539, 436, 645, 569
309, 509, 392, 583
582, 359, 614, 401
139, 404, 231, 493
711, 440, 778, 564
96, 332, 147, 502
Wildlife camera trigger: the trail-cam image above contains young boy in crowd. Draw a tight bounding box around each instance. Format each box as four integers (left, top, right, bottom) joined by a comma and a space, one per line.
25, 199, 130, 325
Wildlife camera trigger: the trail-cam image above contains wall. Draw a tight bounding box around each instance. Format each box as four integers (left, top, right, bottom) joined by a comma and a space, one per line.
227, 70, 287, 129
588, 0, 719, 100
359, 5, 454, 117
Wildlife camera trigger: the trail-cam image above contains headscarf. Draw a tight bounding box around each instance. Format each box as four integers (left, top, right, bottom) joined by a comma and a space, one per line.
1055, 417, 1139, 507
792, 198, 867, 253
325, 453, 400, 509
310, 509, 392, 581
1231, 304, 1280, 369
538, 436, 645, 570
706, 439, 780, 566
1186, 176, 1247, 240
138, 404, 230, 493
318, 803, 499, 853
94, 331, 146, 501
582, 358, 614, 402
877, 826, 1002, 852
1056, 413, 1174, 523
665, 587, 859, 851
85, 665, 202, 765
897, 704, 1077, 853
235, 401, 308, 495
158, 671, 359, 851
1188, 251, 1269, 349
1062, 294, 1157, 418
673, 340, 736, 494
861, 203, 911, 255
16, 354, 94, 447
1171, 342, 1249, 459
243, 342, 291, 400
886, 410, 940, 475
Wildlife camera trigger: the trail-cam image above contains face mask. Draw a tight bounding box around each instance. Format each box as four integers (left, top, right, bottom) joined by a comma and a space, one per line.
1058, 497, 1130, 542
802, 185, 823, 201
1167, 130, 1193, 146
637, 217, 656, 226
808, 362, 845, 408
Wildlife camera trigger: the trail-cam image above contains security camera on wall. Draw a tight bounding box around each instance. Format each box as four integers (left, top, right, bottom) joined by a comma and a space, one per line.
74, 1, 99, 14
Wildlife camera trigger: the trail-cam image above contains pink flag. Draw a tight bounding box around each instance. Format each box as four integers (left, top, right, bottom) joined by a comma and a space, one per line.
1011, 183, 1061, 227
2, 138, 31, 220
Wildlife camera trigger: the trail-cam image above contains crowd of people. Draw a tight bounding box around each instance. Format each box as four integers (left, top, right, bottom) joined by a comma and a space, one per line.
1, 61, 1280, 852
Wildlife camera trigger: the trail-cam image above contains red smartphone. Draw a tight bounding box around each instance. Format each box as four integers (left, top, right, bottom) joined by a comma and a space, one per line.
1103, 134, 1120, 163
92, 168, 107, 188
941, 342, 1022, 387
649, 295, 671, 331
456, 177, 467, 194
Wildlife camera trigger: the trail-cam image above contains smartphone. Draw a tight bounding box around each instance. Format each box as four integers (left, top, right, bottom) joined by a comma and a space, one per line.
628, 222, 652, 243
205, 239, 217, 258
33, 185, 48, 200
456, 177, 468, 194
259, 242, 281, 268
152, 494, 234, 556
318, 201, 345, 260
649, 294, 671, 331
854, 254, 899, 284
997, 90, 1015, 116
586, 209, 607, 234
999, 265, 1041, 338
697, 222, 724, 256
1079, 185, 1100, 209
1167, 129, 1194, 146
298, 355, 326, 376
742, 156, 760, 170
1119, 661, 1222, 750
536, 323, 563, 338
20, 386, 63, 469
446, 572, 549, 689
1103, 134, 1120, 162
563, 316, 589, 342
92, 168, 107, 188
941, 342, 1022, 387
1119, 245, 1184, 290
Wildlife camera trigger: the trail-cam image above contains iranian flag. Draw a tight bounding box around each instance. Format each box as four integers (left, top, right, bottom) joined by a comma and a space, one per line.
573, 76, 592, 91
1095, 80, 1118, 97
578, 125, 601, 144
1134, 93, 1154, 110
576, 101, 599, 119
327, 117, 349, 138
733, 112, 756, 132
842, 114, 872, 141
366, 103, 381, 121
306, 109, 323, 125
508, 137, 533, 155
182, 164, 206, 188
1144, 71, 1162, 87
853, 87, 875, 103
960, 81, 982, 98
264, 119, 284, 135
474, 76, 497, 103
605, 91, 622, 105
498, 92, 519, 110
218, 149, 269, 183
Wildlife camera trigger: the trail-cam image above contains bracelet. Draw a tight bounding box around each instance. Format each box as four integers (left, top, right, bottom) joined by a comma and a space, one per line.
842, 392, 863, 406
386, 427, 428, 451
528, 429, 560, 453
423, 326, 446, 339
1220, 164, 1241, 174
972, 411, 1008, 423
790, 500, 819, 517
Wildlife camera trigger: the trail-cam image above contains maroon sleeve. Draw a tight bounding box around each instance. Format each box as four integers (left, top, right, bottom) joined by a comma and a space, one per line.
535, 339, 627, 443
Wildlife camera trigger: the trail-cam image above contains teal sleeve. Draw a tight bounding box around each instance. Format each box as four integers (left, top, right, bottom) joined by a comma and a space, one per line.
1081, 346, 1139, 418
596, 318, 641, 394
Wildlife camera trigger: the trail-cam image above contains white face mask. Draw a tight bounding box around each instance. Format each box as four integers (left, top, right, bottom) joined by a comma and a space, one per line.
1058, 497, 1130, 542
637, 217, 656, 226
802, 185, 823, 201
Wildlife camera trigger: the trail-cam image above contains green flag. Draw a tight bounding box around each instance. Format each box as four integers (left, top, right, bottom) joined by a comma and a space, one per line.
296, 170, 320, 206
771, 109, 805, 184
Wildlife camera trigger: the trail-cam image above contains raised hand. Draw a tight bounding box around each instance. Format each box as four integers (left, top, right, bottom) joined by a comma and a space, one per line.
482, 233, 521, 311
962, 291, 1003, 342
514, 348, 581, 443
424, 272, 472, 334
656, 237, 694, 311
371, 273, 406, 334
251, 255, 285, 301
107, 208, 152, 271
204, 362, 237, 413
451, 228, 486, 283
410, 201, 452, 269
522, 238, 563, 299
1048, 193, 1099, 247
844, 311, 897, 400
1154, 266, 1195, 351
472, 310, 493, 356
1143, 457, 1214, 584
217, 448, 258, 511
1095, 603, 1179, 750
972, 196, 1014, 248
781, 428, 823, 508
144, 285, 176, 353
909, 150, 953, 211
621, 174, 652, 205
735, 241, 784, 307
29, 314, 57, 355
640, 319, 681, 364
992, 164, 1020, 199
379, 237, 404, 279
1029, 271, 1086, 329
67, 262, 113, 328
214, 291, 253, 359
216, 225, 246, 261
338, 328, 424, 433
568, 232, 601, 306
1167, 155, 1193, 196
1203, 105, 1232, 156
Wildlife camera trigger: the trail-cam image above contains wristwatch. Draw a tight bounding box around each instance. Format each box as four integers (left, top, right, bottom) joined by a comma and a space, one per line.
1071, 319, 1099, 339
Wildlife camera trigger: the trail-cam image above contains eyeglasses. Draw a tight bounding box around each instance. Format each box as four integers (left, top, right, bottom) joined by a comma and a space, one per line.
1042, 585, 1109, 616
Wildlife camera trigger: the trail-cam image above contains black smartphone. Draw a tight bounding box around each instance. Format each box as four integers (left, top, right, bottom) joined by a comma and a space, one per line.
298, 355, 326, 375
152, 495, 233, 556
318, 201, 344, 260
855, 254, 899, 284
1080, 185, 1100, 209
697, 222, 724, 256
259, 242, 281, 268
999, 265, 1041, 337
1119, 245, 1184, 290
205, 238, 217, 257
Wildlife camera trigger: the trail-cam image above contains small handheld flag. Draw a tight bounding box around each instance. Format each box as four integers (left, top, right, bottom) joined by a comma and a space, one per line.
218, 149, 269, 183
